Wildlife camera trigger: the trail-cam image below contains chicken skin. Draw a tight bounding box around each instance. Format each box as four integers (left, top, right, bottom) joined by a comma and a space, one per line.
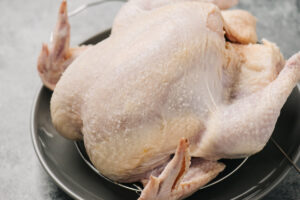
37, 0, 300, 199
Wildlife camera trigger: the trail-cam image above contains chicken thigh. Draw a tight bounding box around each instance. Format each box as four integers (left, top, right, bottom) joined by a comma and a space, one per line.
38, 0, 300, 199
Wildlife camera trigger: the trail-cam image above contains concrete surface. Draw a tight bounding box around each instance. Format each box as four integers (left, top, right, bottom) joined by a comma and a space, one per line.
0, 0, 299, 199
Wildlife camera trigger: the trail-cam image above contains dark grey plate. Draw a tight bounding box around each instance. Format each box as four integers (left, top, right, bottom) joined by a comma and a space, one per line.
31, 30, 300, 200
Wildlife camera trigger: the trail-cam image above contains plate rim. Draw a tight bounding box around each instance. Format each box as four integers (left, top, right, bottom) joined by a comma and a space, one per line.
30, 85, 87, 200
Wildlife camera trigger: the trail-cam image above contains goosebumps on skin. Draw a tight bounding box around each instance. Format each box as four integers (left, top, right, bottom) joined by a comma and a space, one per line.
37, 0, 300, 199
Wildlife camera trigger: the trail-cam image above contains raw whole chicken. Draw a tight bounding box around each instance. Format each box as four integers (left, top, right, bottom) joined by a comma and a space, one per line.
37, 0, 300, 199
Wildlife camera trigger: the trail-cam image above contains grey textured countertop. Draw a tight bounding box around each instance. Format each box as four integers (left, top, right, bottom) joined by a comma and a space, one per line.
0, 0, 299, 199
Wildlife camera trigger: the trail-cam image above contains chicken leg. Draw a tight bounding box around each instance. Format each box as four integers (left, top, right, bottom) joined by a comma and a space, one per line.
194, 52, 300, 159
